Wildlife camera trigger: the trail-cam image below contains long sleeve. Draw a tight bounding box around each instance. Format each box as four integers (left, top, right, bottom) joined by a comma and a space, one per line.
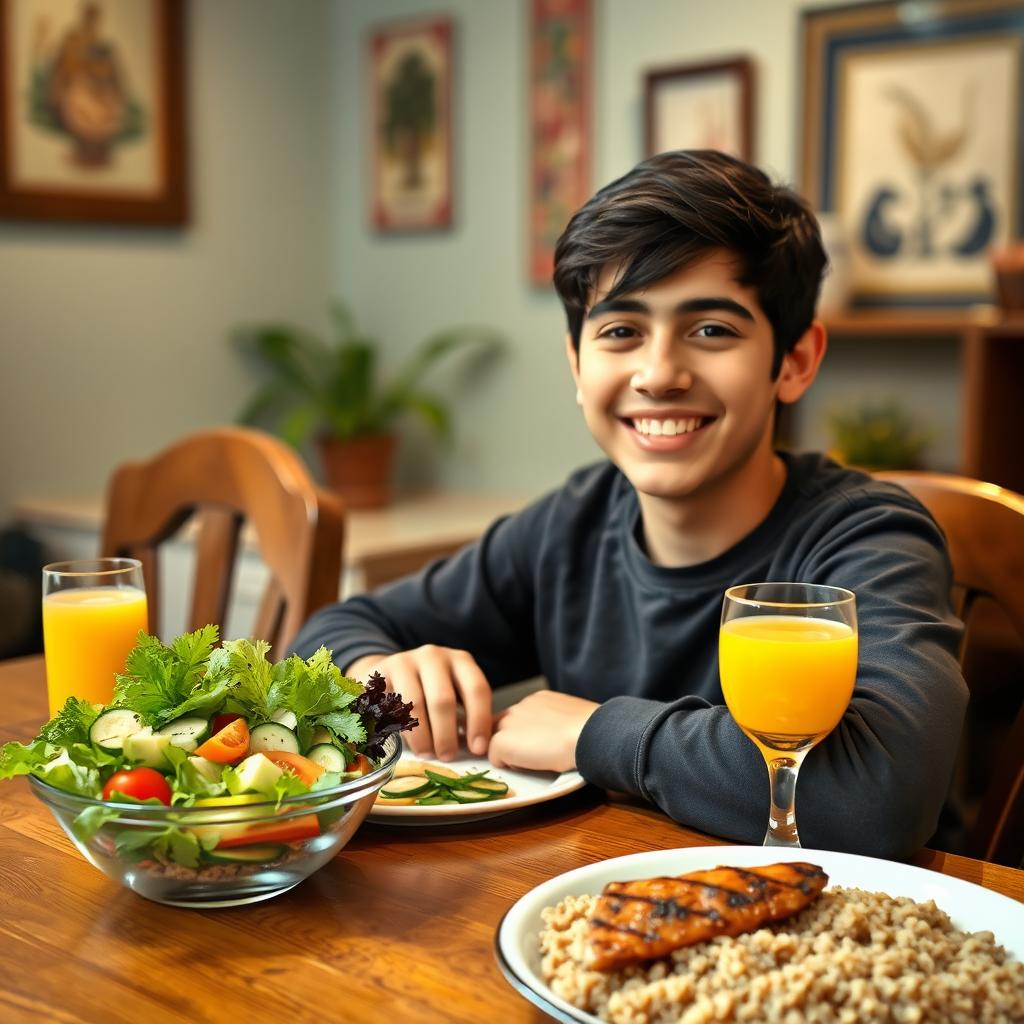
576, 496, 967, 860
291, 507, 543, 686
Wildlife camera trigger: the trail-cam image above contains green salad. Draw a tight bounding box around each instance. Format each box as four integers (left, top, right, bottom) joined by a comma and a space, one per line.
0, 626, 416, 867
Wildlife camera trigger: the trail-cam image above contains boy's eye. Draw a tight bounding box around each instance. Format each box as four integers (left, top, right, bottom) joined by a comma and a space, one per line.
597, 325, 639, 340
692, 323, 737, 339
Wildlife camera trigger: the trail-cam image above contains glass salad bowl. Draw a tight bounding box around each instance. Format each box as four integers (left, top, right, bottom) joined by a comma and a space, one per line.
29, 734, 401, 908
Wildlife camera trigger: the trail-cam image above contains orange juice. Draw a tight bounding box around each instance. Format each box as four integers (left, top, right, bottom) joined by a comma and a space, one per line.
42, 587, 148, 714
719, 615, 857, 746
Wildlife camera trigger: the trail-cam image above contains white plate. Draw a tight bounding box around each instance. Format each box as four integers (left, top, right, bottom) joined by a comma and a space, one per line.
495, 845, 1024, 1024
367, 748, 585, 825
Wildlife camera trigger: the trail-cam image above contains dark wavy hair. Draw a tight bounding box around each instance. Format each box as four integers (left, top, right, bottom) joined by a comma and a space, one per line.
552, 150, 827, 377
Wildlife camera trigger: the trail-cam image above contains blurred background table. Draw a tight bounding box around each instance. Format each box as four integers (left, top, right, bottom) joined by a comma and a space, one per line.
1, 655, 1022, 1024
13, 492, 524, 639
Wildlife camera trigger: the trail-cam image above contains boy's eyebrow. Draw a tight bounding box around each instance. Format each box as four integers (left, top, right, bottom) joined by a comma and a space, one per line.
586, 296, 755, 321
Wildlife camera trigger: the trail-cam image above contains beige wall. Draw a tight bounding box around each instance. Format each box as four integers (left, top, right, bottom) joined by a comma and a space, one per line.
0, 0, 962, 522
328, 0, 961, 500
0, 0, 333, 519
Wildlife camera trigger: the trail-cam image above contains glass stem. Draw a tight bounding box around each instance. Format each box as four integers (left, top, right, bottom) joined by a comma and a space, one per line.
763, 752, 808, 847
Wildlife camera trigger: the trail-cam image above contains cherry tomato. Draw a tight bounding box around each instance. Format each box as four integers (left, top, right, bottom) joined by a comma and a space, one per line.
102, 767, 172, 805
263, 751, 325, 787
211, 712, 243, 735
195, 717, 250, 764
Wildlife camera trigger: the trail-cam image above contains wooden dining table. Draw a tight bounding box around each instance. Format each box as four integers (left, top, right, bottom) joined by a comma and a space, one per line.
1, 654, 1022, 1024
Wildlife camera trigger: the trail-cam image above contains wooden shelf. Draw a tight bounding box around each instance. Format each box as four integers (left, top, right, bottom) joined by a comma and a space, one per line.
822, 307, 1001, 335
810, 312, 1024, 495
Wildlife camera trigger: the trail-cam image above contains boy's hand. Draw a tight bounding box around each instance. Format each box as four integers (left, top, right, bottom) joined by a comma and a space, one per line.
345, 647, 492, 760
488, 691, 599, 774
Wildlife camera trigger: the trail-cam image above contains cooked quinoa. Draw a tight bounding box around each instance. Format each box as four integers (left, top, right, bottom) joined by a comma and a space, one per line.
539, 887, 1024, 1024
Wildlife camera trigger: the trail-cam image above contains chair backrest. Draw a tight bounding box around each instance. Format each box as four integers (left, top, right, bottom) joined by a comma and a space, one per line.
101, 427, 345, 655
875, 470, 1024, 864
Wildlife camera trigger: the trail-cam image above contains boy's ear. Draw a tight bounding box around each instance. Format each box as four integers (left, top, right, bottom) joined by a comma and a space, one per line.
776, 320, 827, 405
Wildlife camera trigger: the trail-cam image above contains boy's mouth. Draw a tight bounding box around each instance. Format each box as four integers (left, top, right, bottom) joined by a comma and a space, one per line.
620, 414, 716, 449
627, 416, 711, 437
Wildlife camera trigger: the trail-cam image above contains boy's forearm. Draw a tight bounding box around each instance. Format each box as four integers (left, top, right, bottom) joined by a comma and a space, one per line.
577, 680, 965, 859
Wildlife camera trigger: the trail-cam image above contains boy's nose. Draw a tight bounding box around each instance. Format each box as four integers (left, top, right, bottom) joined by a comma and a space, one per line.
630, 347, 693, 397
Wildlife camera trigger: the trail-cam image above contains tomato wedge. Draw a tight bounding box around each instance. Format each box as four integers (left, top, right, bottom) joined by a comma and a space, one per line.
348, 754, 373, 777
214, 814, 320, 849
263, 751, 325, 787
211, 711, 243, 735
194, 717, 250, 764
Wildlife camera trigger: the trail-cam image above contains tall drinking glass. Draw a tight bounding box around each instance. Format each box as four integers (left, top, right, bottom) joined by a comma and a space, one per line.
42, 558, 148, 715
719, 582, 857, 848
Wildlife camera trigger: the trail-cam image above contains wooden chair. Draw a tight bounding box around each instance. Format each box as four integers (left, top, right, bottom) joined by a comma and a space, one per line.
101, 427, 345, 655
875, 470, 1024, 865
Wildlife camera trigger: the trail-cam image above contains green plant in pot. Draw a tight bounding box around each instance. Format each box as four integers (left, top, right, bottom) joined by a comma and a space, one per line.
826, 399, 931, 471
232, 302, 503, 508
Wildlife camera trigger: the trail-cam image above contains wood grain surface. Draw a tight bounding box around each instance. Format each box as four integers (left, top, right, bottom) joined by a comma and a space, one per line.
1, 656, 1021, 1024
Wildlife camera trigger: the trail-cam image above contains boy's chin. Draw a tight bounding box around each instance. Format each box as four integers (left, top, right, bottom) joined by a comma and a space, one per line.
622, 467, 706, 503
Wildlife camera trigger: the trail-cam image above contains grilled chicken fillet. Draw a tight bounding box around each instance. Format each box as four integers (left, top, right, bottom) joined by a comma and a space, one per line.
586, 862, 828, 971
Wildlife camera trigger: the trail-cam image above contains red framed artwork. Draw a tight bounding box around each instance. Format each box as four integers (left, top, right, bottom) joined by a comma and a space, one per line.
528, 0, 591, 286
370, 15, 453, 233
0, 0, 187, 225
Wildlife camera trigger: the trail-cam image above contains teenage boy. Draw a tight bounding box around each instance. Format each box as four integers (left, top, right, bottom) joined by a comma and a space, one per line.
293, 151, 966, 858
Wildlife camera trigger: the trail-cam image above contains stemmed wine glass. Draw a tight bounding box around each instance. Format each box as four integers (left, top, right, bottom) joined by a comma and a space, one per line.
719, 582, 857, 847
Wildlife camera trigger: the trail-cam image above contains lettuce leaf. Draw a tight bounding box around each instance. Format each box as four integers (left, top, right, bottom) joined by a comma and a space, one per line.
34, 750, 100, 797
163, 744, 225, 804
37, 697, 99, 748
114, 824, 217, 867
0, 739, 56, 780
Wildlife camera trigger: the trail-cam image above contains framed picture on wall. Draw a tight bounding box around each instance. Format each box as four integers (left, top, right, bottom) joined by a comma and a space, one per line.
528, 0, 591, 286
370, 15, 453, 233
800, 0, 1024, 308
644, 57, 754, 160
0, 0, 187, 225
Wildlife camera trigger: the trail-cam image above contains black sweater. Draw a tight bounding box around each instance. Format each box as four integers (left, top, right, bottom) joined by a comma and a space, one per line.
293, 452, 967, 858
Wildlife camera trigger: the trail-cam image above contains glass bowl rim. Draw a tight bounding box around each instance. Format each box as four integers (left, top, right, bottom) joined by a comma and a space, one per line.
28, 733, 401, 820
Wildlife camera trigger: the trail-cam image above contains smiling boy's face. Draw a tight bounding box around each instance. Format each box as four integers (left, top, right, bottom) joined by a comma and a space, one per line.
567, 249, 817, 506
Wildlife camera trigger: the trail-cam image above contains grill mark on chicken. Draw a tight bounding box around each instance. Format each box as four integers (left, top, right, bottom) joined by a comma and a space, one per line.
586, 862, 828, 971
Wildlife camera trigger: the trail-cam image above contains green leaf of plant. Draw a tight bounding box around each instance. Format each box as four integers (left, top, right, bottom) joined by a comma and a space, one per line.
402, 391, 450, 439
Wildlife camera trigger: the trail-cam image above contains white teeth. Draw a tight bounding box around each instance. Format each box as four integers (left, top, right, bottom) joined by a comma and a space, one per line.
634, 417, 704, 436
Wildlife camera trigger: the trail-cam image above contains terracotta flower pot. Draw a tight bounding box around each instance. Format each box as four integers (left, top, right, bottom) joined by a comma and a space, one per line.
316, 433, 397, 509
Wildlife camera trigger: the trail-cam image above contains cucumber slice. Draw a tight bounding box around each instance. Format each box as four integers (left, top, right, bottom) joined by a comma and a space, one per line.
156, 716, 210, 752
379, 776, 434, 799
448, 788, 496, 803
463, 778, 509, 796
89, 708, 143, 752
205, 844, 285, 864
306, 743, 347, 773
249, 722, 300, 755
415, 795, 447, 805
424, 768, 463, 788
